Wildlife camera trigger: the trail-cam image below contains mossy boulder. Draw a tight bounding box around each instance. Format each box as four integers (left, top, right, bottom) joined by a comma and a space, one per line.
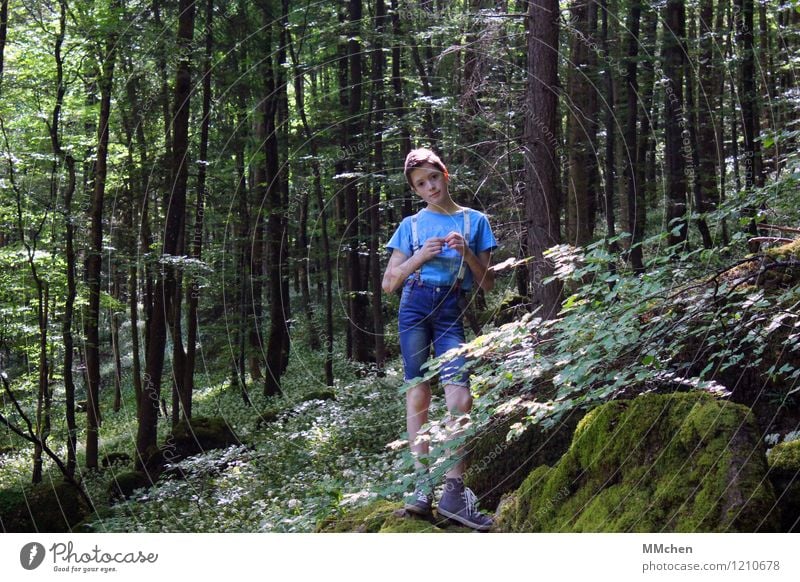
107, 471, 152, 503
767, 439, 800, 532
0, 481, 89, 532
145, 416, 241, 477
495, 392, 779, 532
318, 499, 471, 533
463, 407, 585, 510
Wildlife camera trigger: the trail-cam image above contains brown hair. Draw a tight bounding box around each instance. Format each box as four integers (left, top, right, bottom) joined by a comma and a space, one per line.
404, 148, 449, 188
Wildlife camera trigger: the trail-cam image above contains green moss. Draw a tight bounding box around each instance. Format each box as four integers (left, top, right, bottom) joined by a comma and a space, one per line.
768, 439, 800, 471
767, 440, 800, 532
318, 499, 473, 533
764, 239, 800, 261
464, 407, 583, 510
107, 471, 152, 503
496, 393, 779, 532
0, 480, 89, 532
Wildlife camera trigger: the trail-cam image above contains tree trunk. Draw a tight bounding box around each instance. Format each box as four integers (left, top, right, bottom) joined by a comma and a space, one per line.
663, 0, 688, 248
85, 24, 117, 469
623, 0, 645, 271
137, 0, 195, 470
524, 0, 561, 319
184, 0, 213, 421
391, 0, 413, 218
697, 0, 720, 244
735, 0, 763, 197
600, 0, 617, 250
287, 12, 335, 386
565, 0, 593, 247
263, 0, 286, 396
370, 0, 387, 372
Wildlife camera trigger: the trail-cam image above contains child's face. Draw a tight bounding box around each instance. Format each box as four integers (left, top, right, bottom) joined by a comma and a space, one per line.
409, 162, 449, 206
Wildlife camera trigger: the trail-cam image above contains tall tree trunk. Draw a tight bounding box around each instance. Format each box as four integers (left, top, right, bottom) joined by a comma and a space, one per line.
565, 0, 592, 247
184, 0, 213, 421
524, 0, 561, 319
85, 24, 118, 469
0, 0, 8, 89
684, 19, 713, 249
600, 0, 617, 251
137, 0, 195, 470
663, 0, 688, 248
345, 0, 371, 363
391, 0, 413, 218
370, 0, 387, 372
287, 12, 335, 386
697, 0, 720, 244
735, 0, 763, 199
623, 0, 645, 271
51, 0, 78, 479
277, 0, 292, 376
263, 1, 285, 396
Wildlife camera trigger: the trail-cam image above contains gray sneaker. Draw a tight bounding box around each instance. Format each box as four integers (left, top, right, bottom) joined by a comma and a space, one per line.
404, 486, 433, 516
437, 478, 493, 531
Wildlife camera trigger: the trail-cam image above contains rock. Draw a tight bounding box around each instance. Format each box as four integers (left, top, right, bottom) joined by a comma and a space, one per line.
318, 499, 471, 533
102, 452, 132, 468
0, 481, 89, 532
145, 416, 242, 477
463, 406, 585, 510
107, 471, 152, 503
495, 392, 779, 532
767, 439, 800, 532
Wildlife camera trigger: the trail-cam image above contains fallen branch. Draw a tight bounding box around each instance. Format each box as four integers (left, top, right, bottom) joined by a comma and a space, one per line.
749, 236, 796, 245
757, 223, 800, 234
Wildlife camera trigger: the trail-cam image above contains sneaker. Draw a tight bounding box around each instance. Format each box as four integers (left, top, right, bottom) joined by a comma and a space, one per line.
437, 478, 493, 531
404, 486, 433, 516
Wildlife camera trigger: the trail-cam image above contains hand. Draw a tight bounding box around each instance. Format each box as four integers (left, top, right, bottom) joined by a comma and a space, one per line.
418, 237, 446, 261
444, 232, 468, 256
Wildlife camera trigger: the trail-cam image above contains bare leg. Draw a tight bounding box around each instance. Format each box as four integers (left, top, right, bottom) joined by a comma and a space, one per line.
406, 381, 432, 472
443, 383, 473, 479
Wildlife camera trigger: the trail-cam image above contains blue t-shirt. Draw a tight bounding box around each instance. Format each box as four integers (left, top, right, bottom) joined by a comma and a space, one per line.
386, 207, 498, 291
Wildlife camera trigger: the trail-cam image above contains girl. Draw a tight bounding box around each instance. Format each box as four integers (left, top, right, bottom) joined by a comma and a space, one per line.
382, 148, 497, 530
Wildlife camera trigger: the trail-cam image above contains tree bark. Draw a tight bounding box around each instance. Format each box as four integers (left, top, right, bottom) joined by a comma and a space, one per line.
565, 0, 593, 247
623, 0, 645, 271
663, 0, 688, 248
184, 0, 213, 421
85, 21, 118, 469
524, 0, 561, 319
137, 0, 195, 470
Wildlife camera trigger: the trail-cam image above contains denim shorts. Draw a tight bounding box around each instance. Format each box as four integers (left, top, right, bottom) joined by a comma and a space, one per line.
398, 279, 469, 387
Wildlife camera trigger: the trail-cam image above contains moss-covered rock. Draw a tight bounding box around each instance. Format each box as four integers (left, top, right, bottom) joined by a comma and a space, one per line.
107, 471, 152, 503
0, 480, 89, 532
495, 393, 779, 532
463, 407, 585, 510
318, 499, 471, 533
102, 452, 132, 468
767, 439, 800, 532
144, 416, 242, 477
